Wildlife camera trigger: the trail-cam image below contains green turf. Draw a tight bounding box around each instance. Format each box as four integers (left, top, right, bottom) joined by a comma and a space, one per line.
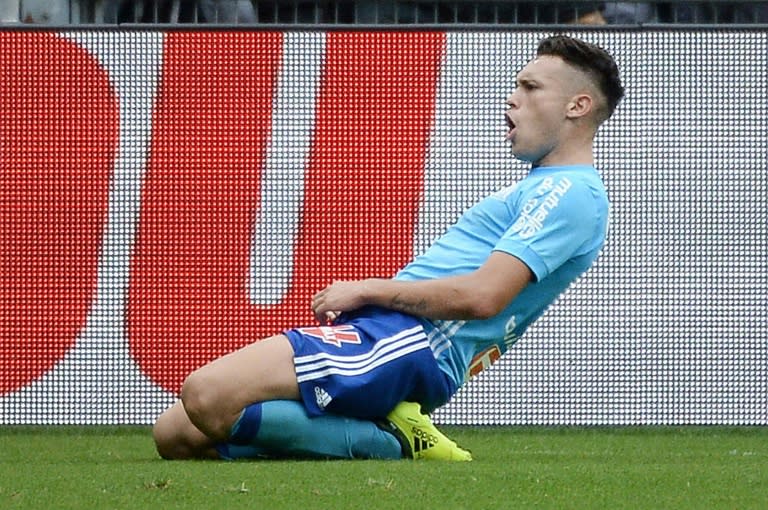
1, 426, 767, 509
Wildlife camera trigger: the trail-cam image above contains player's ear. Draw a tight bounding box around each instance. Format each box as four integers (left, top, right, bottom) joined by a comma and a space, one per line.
565, 93, 593, 120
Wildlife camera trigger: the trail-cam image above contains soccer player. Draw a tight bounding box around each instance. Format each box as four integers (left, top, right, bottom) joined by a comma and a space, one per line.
153, 34, 624, 461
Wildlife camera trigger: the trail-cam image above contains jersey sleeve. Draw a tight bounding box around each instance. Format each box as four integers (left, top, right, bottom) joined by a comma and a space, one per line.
493, 177, 599, 281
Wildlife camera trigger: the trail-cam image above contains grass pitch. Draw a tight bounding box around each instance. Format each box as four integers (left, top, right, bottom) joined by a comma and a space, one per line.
1, 426, 766, 509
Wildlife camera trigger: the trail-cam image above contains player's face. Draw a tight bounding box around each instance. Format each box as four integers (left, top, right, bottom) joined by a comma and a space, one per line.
505, 56, 575, 165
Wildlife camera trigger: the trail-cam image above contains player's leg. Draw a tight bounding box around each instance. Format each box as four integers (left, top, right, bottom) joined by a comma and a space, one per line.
165, 328, 403, 460
154, 396, 467, 461
179, 334, 299, 442
153, 400, 219, 459
221, 400, 403, 460
154, 398, 402, 460
169, 307, 470, 461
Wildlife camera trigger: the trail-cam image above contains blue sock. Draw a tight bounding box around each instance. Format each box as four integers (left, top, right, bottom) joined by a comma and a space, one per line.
215, 443, 267, 460
228, 402, 263, 445
221, 400, 402, 460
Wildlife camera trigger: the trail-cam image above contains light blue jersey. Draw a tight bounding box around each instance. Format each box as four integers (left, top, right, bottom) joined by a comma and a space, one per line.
395, 165, 610, 389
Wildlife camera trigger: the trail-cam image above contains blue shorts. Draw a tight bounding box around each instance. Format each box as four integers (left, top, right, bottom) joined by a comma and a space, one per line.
285, 306, 456, 419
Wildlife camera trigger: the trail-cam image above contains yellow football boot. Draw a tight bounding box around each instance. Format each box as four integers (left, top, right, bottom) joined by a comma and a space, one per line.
386, 402, 472, 461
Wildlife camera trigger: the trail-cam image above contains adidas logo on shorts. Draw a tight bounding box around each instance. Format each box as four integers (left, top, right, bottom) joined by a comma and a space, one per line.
314, 386, 332, 410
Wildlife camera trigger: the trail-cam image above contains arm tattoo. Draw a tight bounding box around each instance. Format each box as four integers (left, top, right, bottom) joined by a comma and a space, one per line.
390, 293, 430, 315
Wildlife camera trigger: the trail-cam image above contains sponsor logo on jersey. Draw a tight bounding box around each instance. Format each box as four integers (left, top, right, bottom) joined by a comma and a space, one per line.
468, 345, 502, 378
512, 176, 573, 239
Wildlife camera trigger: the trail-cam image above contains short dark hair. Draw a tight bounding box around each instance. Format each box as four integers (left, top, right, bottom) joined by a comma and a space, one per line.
536, 35, 624, 122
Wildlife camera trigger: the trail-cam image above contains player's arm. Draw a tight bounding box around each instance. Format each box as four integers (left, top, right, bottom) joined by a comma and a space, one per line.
311, 251, 533, 322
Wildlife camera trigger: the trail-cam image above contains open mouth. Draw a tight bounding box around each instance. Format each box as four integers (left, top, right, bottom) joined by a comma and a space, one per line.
505, 116, 517, 140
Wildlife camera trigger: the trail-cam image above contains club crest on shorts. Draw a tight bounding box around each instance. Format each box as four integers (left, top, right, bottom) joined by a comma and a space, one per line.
297, 325, 362, 348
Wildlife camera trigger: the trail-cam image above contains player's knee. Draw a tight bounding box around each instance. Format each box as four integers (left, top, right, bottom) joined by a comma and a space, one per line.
153, 412, 189, 460
180, 371, 229, 440
152, 426, 177, 460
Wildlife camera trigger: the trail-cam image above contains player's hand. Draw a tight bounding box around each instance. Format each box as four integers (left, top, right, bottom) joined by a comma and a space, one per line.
315, 311, 341, 325
311, 280, 369, 323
